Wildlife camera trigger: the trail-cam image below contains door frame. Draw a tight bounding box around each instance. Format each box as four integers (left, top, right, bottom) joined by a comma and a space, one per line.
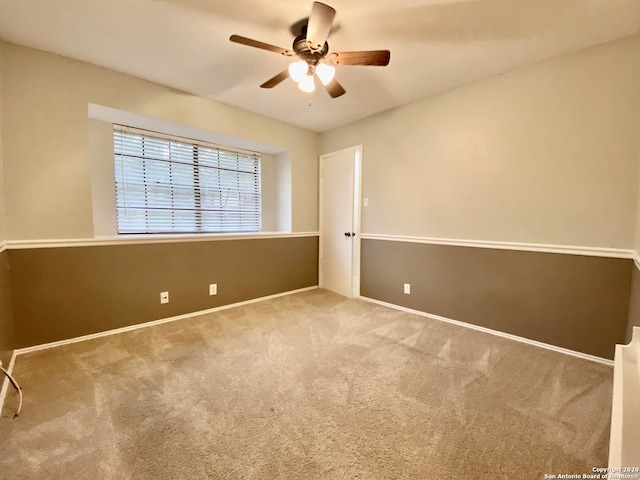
319, 145, 363, 298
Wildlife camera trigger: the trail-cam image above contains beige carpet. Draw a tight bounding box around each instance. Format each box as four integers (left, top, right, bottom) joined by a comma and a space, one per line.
0, 289, 612, 479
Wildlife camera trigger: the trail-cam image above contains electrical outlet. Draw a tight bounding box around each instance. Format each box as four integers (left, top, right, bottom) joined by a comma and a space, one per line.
364, 198, 369, 207
403, 283, 411, 295
209, 283, 217, 296
160, 291, 169, 304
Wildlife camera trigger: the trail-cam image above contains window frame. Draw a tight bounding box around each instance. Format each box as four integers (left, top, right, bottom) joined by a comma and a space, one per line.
113, 125, 262, 235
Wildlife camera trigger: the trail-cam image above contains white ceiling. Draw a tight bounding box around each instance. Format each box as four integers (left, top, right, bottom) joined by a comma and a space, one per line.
0, 0, 639, 132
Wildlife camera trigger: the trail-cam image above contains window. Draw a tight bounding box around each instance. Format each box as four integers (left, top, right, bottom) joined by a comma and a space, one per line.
113, 126, 261, 234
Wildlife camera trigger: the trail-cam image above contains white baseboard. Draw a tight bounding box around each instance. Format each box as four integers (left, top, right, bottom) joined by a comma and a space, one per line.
2, 286, 611, 418
0, 350, 18, 417
16, 286, 319, 356
359, 296, 613, 366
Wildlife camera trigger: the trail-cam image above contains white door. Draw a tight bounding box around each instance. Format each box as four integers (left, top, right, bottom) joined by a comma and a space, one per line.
319, 146, 362, 298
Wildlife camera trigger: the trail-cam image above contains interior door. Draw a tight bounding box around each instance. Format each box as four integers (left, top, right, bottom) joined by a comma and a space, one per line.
319, 146, 361, 298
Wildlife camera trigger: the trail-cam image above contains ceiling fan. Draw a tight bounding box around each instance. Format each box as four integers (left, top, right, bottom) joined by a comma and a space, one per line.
229, 1, 391, 98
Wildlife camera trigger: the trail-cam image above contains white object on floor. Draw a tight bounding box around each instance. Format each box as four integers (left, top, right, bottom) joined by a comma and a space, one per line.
609, 326, 640, 468
0, 363, 23, 417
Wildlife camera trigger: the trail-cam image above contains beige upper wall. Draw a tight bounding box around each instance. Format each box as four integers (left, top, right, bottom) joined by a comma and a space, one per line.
321, 36, 640, 249
0, 42, 319, 240
3, 36, 640, 245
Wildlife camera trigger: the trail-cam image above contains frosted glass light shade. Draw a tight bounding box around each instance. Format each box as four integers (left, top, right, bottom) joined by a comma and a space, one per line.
316, 63, 336, 86
288, 60, 308, 83
298, 75, 315, 93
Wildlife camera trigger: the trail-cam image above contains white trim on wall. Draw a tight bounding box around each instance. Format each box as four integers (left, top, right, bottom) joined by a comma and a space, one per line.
633, 252, 640, 271
6, 232, 319, 250
3, 234, 630, 258
361, 233, 633, 259
359, 296, 614, 366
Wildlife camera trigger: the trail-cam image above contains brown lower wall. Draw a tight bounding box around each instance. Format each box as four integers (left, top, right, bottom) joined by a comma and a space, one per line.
9, 236, 319, 348
361, 239, 632, 360
0, 250, 15, 367
627, 263, 640, 343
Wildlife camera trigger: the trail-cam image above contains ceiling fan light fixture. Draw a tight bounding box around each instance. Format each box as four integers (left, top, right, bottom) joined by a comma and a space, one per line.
288, 60, 308, 83
316, 63, 336, 86
298, 74, 316, 93
230, 2, 391, 99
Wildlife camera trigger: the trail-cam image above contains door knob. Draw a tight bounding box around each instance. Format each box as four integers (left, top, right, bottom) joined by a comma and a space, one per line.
344, 232, 356, 237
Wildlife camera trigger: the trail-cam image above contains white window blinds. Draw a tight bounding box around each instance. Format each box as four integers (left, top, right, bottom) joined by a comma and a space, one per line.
113, 126, 261, 234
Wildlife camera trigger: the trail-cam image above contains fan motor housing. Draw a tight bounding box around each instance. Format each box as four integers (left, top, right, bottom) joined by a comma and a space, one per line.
293, 33, 329, 65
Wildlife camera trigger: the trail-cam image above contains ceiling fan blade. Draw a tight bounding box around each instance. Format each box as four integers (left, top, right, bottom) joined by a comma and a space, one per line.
306, 2, 336, 50
260, 70, 290, 89
329, 50, 391, 66
229, 35, 293, 56
322, 77, 346, 98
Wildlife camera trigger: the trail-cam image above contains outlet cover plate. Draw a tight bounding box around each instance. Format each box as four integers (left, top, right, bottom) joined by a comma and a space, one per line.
209, 284, 217, 296
403, 283, 411, 294
160, 291, 169, 304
